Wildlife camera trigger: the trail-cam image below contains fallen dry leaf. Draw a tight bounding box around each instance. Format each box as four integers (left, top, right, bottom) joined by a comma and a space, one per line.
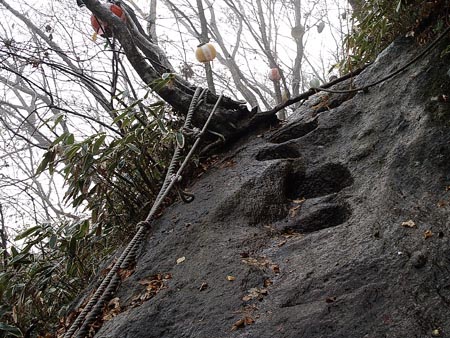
102, 297, 121, 321
289, 205, 302, 218
139, 273, 163, 285
437, 200, 448, 208
242, 287, 268, 301
231, 318, 246, 331
244, 316, 255, 325
424, 230, 433, 239
263, 279, 273, 287
401, 220, 416, 228
176, 256, 186, 264
272, 264, 280, 274
277, 239, 287, 247
432, 328, 441, 337
242, 295, 252, 302
37, 334, 53, 338
220, 159, 236, 168
118, 267, 135, 281
227, 275, 236, 281
100, 259, 117, 276
131, 274, 170, 307
242, 256, 270, 268
325, 296, 337, 303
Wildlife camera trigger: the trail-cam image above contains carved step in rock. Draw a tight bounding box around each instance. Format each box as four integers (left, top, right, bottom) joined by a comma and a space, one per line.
269, 118, 319, 144
276, 195, 351, 233
256, 143, 301, 161
290, 201, 351, 233
286, 162, 353, 199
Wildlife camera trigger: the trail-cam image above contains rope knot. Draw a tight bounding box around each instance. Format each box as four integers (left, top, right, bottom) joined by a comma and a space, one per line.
136, 220, 152, 228
182, 126, 202, 138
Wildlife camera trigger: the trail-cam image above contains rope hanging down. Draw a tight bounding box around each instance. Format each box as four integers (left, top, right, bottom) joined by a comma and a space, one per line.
64, 88, 222, 338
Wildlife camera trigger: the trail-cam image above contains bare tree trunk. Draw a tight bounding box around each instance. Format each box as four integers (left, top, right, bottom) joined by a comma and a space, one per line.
255, 0, 280, 101
205, 0, 260, 107
0, 204, 9, 269
292, 0, 304, 97
148, 0, 158, 42
196, 0, 216, 95
254, 0, 285, 118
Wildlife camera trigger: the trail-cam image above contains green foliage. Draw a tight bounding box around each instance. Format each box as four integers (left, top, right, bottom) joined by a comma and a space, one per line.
39, 99, 178, 240
0, 322, 22, 337
343, 0, 449, 71
2, 98, 182, 336
0, 220, 103, 336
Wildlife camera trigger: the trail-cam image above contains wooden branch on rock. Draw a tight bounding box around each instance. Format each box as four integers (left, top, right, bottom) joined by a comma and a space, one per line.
259, 64, 370, 120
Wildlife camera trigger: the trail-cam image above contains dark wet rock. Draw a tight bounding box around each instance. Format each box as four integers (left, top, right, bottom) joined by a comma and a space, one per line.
269, 118, 318, 143
275, 195, 352, 233
91, 36, 450, 338
285, 162, 353, 199
410, 250, 427, 268
255, 142, 301, 161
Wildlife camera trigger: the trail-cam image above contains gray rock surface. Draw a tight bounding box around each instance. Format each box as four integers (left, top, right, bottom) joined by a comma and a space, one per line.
94, 36, 450, 338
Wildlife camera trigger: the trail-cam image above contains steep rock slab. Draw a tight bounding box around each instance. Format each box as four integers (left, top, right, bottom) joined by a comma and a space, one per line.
94, 36, 450, 338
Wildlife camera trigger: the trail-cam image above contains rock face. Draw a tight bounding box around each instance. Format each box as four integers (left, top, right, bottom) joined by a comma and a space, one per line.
94, 36, 450, 338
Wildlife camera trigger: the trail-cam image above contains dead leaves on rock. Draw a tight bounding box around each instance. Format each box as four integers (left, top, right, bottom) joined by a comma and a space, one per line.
242, 287, 268, 302
219, 158, 236, 169
289, 198, 305, 218
424, 229, 433, 239
263, 278, 273, 287
240, 256, 279, 302
131, 273, 172, 307
118, 267, 135, 281
231, 303, 259, 332
231, 318, 246, 330
57, 271, 171, 338
235, 256, 279, 332
231, 316, 255, 331
241, 256, 280, 274
272, 264, 280, 274
401, 220, 416, 228
102, 297, 121, 321
401, 219, 436, 240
